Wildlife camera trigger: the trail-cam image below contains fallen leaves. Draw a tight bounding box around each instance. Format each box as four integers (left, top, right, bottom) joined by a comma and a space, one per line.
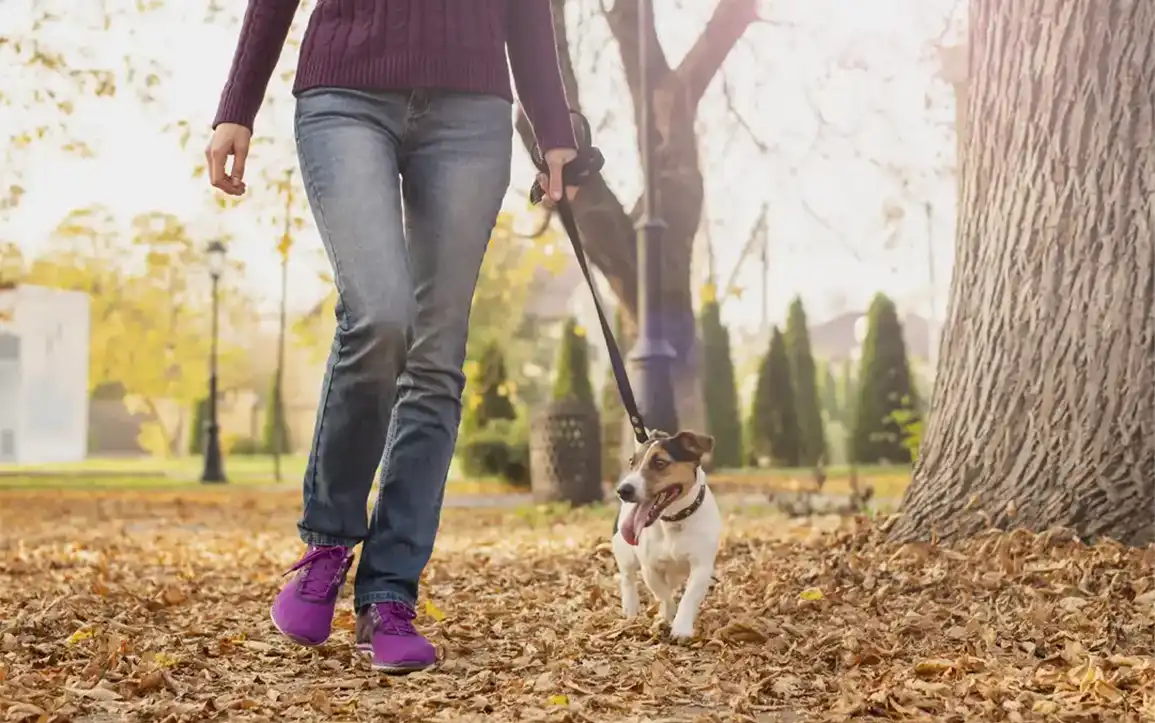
798, 587, 824, 602
65, 628, 95, 646
64, 683, 123, 701
0, 489, 1153, 722
913, 659, 954, 677
424, 600, 447, 622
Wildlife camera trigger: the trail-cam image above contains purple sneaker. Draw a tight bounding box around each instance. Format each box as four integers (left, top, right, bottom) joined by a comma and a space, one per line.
270, 545, 354, 646
355, 602, 437, 673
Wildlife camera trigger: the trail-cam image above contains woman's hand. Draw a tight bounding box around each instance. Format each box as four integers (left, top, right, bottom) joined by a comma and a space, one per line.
206, 123, 253, 196
538, 147, 580, 208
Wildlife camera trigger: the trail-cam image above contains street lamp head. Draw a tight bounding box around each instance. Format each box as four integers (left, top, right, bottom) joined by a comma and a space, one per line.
206, 240, 227, 280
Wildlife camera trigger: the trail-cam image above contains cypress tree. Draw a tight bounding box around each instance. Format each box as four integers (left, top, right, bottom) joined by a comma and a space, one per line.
699, 299, 743, 469
476, 341, 517, 427
851, 293, 919, 464
838, 358, 857, 464
783, 297, 826, 465
552, 317, 595, 405
840, 358, 857, 427
820, 361, 839, 423
749, 327, 801, 467
261, 376, 291, 454
458, 342, 522, 483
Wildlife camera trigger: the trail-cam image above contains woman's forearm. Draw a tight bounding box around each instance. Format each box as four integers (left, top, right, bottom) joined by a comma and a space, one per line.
213, 0, 300, 131
507, 0, 576, 152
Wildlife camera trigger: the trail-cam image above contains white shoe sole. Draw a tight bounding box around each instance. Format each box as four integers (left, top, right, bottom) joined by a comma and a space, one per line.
355, 643, 434, 673
269, 608, 328, 647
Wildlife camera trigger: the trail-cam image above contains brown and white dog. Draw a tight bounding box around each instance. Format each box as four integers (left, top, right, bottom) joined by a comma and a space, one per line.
610, 430, 720, 640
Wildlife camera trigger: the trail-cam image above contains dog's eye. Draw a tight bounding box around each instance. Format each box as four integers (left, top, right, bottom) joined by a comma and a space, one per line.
650, 457, 668, 471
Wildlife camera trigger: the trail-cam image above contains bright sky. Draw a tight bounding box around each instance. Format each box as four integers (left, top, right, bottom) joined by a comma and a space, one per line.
1, 0, 962, 331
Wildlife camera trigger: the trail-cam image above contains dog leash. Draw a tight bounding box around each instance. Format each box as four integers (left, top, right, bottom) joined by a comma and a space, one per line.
528, 110, 649, 445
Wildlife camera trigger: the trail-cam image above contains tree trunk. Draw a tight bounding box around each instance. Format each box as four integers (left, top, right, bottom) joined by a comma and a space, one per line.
518, 0, 759, 439
890, 0, 1155, 544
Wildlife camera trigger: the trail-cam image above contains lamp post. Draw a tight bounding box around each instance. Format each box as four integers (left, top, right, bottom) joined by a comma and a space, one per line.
201, 240, 227, 484
627, 0, 678, 435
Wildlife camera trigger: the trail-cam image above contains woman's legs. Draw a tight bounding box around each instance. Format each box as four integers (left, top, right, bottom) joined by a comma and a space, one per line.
274, 87, 512, 668
271, 88, 413, 645
353, 91, 511, 671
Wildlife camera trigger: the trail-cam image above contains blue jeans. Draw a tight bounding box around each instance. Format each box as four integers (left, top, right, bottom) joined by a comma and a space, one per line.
293, 88, 512, 610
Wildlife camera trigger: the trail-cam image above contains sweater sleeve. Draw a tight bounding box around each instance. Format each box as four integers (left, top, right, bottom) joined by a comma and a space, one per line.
506, 0, 576, 152
212, 0, 300, 131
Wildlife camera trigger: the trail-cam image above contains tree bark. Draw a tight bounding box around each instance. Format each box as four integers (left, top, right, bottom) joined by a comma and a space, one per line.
890, 0, 1155, 545
518, 0, 759, 436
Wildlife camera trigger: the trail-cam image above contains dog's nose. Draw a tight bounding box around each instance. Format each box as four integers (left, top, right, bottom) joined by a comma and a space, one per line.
617, 483, 638, 503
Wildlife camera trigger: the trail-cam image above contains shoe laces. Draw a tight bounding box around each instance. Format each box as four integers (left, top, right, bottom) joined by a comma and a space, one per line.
287, 546, 350, 600
369, 602, 418, 637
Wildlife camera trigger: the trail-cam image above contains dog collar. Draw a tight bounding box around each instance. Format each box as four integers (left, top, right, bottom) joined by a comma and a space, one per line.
661, 482, 706, 523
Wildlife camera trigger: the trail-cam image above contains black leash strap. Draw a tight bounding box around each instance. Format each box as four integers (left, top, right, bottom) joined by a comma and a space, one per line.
529, 111, 649, 445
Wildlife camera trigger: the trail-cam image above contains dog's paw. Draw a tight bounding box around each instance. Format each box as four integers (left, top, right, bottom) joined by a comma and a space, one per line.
622, 597, 640, 618
669, 621, 695, 641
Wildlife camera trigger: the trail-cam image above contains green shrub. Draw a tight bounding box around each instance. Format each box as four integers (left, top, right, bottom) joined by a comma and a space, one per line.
784, 297, 826, 465
748, 326, 801, 467
473, 341, 517, 428
889, 400, 923, 462
458, 417, 529, 488
502, 412, 531, 487
700, 299, 743, 469
552, 317, 595, 405
229, 436, 262, 456
459, 342, 527, 486
851, 293, 919, 465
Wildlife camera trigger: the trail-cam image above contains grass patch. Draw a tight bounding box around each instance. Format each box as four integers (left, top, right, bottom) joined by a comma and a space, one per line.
0, 454, 525, 495
0, 454, 310, 480
0, 456, 912, 501
711, 463, 911, 500
0, 454, 309, 490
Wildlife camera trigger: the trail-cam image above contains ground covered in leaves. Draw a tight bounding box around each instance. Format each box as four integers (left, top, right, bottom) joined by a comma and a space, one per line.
2, 489, 1153, 722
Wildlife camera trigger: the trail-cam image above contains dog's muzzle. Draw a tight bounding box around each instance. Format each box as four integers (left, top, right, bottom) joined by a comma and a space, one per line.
616, 482, 639, 503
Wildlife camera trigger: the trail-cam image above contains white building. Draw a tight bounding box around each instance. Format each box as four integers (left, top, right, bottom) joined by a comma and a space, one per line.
0, 285, 91, 464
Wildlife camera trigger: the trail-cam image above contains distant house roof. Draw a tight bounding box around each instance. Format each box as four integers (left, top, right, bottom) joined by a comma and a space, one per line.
524, 256, 936, 362
810, 311, 932, 361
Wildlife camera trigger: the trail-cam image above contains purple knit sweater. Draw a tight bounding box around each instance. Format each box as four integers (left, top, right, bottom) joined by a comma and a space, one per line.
213, 0, 575, 151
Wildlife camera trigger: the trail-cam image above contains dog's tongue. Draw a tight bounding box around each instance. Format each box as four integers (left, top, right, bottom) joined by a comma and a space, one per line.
621, 499, 657, 546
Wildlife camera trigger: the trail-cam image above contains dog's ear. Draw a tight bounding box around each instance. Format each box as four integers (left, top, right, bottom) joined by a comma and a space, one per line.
670, 430, 715, 460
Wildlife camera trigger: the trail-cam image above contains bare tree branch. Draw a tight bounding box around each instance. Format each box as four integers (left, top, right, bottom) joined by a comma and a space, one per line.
603, 0, 671, 105
720, 75, 769, 153
675, 0, 761, 109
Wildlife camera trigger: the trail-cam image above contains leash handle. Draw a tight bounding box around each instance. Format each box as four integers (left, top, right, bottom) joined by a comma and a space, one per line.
527, 111, 648, 445
528, 110, 605, 205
